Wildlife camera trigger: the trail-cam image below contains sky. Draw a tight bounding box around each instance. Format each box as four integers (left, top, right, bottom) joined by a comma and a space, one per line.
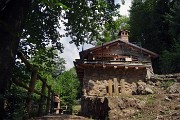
60, 0, 132, 70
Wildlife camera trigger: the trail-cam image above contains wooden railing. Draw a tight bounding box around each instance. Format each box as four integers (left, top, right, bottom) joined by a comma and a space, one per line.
12, 51, 56, 118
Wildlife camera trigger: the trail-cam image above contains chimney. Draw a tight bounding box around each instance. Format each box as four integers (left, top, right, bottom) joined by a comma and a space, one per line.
118, 30, 129, 42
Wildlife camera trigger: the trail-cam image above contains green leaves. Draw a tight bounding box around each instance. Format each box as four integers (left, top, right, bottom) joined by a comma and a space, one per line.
55, 68, 80, 106
96, 16, 130, 45
160, 44, 180, 73
40, 0, 69, 10
129, 0, 180, 73
62, 0, 120, 46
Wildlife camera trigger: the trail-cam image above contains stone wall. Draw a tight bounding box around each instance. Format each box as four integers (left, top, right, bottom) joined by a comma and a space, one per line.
83, 67, 147, 96
80, 96, 109, 119
80, 96, 146, 119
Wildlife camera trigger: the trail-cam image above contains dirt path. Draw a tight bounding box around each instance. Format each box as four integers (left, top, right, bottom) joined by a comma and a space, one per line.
30, 114, 88, 120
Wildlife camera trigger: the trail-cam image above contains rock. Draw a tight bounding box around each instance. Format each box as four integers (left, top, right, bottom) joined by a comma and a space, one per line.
155, 81, 161, 86
132, 82, 138, 95
122, 108, 137, 116
145, 87, 154, 94
175, 105, 180, 110
167, 94, 179, 100
156, 115, 163, 119
136, 100, 146, 109
137, 81, 154, 95
164, 96, 171, 101
167, 83, 180, 94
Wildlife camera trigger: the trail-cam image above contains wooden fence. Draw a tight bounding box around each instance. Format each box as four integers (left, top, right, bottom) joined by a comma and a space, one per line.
12, 51, 55, 118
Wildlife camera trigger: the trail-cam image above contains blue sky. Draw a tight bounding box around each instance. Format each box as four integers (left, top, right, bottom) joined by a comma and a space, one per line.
60, 0, 132, 70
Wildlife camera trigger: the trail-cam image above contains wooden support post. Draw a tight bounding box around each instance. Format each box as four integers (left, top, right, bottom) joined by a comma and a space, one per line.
24, 67, 38, 118
45, 86, 51, 115
37, 80, 46, 117
114, 78, 118, 96
125, 66, 128, 69
120, 79, 125, 94
50, 92, 54, 114
135, 67, 138, 70
114, 66, 117, 69
108, 79, 113, 96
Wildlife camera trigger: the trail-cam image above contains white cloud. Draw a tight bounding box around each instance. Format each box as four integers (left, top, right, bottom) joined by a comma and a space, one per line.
60, 37, 93, 70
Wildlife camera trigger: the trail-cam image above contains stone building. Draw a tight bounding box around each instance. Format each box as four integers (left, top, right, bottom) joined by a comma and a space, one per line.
74, 30, 158, 118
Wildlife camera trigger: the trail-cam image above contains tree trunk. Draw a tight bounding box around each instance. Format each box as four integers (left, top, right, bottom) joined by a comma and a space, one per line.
0, 0, 31, 119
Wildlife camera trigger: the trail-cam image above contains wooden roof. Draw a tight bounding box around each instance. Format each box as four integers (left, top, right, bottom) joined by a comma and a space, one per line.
74, 39, 159, 84
79, 39, 159, 59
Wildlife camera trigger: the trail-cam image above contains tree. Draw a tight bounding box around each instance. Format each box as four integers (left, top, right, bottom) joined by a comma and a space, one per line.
129, 0, 176, 73
55, 68, 80, 109
0, 0, 121, 118
159, 0, 180, 73
0, 0, 32, 118
96, 16, 130, 45
30, 48, 66, 78
129, 0, 173, 53
63, 0, 120, 46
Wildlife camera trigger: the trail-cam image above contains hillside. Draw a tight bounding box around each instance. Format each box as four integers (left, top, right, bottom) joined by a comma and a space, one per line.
111, 73, 180, 120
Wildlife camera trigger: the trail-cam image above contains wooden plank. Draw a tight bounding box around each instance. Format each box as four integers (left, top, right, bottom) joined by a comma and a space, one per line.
120, 79, 125, 94
45, 86, 51, 114
13, 79, 43, 96
108, 79, 113, 96
50, 92, 54, 114
114, 78, 118, 95
17, 52, 32, 70
25, 67, 38, 118
38, 80, 47, 117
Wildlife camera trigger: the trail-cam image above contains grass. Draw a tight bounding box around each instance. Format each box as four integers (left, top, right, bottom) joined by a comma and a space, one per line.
160, 80, 175, 89
72, 105, 81, 115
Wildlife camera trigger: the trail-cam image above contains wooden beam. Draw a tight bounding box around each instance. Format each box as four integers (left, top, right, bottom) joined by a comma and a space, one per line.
103, 65, 106, 69
38, 80, 47, 117
25, 67, 38, 118
120, 79, 125, 94
114, 78, 118, 96
135, 67, 139, 70
108, 79, 113, 96
125, 66, 128, 69
17, 52, 32, 70
45, 86, 51, 114
114, 66, 117, 69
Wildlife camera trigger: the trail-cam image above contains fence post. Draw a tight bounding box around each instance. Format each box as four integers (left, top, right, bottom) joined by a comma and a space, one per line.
24, 67, 38, 119
45, 86, 51, 115
50, 92, 54, 114
37, 79, 46, 116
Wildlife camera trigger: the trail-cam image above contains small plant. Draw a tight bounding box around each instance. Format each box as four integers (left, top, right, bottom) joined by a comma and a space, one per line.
160, 80, 174, 89
146, 94, 155, 105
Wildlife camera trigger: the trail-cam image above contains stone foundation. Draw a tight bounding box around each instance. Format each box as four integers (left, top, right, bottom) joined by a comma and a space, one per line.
81, 96, 109, 119
83, 68, 147, 97
80, 95, 146, 119
83, 67, 147, 96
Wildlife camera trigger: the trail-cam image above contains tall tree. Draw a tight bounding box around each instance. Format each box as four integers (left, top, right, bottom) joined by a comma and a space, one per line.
129, 0, 172, 53
55, 68, 80, 108
96, 16, 130, 45
129, 0, 175, 73
159, 0, 180, 73
0, 0, 120, 118
0, 0, 31, 118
